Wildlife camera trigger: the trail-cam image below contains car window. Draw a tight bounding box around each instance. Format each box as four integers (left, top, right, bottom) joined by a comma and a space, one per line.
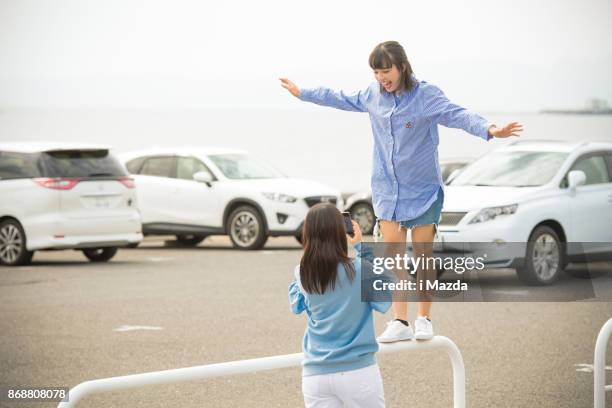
40, 150, 126, 178
604, 153, 612, 179
208, 154, 284, 180
125, 156, 147, 174
569, 155, 610, 185
450, 151, 567, 187
0, 151, 40, 179
176, 157, 214, 180
140, 156, 175, 178
441, 162, 467, 183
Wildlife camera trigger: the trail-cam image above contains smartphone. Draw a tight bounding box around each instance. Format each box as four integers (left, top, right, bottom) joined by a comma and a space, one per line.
342, 212, 354, 237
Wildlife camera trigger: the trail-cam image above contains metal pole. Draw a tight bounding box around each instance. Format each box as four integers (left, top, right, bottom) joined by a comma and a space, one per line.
58, 353, 303, 408
377, 336, 465, 407
595, 318, 612, 408
58, 336, 465, 408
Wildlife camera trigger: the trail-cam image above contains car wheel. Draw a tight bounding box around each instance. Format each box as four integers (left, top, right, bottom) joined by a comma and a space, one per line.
350, 203, 376, 235
516, 226, 564, 285
0, 219, 34, 266
82, 247, 118, 262
227, 205, 267, 250
175, 234, 206, 246
126, 242, 140, 249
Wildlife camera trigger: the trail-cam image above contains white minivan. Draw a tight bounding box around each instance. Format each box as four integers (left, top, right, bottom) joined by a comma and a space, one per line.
0, 143, 142, 266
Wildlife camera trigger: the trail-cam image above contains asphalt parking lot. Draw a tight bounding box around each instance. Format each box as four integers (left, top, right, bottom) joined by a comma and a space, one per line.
1, 236, 611, 407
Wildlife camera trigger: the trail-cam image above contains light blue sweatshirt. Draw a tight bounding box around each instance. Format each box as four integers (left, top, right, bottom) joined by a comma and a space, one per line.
288, 243, 392, 376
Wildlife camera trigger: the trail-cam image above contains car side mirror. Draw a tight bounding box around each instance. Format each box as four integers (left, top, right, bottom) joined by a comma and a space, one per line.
567, 170, 586, 191
193, 171, 213, 186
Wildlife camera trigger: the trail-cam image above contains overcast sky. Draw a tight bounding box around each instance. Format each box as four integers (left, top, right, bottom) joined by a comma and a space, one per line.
1, 0, 611, 111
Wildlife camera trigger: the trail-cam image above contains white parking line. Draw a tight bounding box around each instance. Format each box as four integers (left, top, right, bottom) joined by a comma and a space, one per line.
114, 325, 163, 332
147, 257, 174, 262
574, 363, 612, 373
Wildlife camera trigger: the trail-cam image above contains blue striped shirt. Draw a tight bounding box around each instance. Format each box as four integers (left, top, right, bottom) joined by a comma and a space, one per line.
299, 76, 492, 221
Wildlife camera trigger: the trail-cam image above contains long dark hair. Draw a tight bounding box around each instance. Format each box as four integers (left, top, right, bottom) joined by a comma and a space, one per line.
369, 41, 415, 94
299, 203, 355, 295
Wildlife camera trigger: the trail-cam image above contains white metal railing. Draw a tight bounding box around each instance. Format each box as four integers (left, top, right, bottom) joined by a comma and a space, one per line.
595, 318, 612, 408
57, 336, 465, 407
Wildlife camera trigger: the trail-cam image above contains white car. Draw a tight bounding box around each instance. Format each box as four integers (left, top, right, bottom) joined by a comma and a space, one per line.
0, 142, 143, 266
120, 147, 343, 249
437, 140, 612, 285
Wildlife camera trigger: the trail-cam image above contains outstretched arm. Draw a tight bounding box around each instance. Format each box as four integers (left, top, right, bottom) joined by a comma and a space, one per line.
424, 84, 523, 140
280, 78, 369, 112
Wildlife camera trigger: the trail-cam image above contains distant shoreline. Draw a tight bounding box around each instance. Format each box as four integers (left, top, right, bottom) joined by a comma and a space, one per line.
541, 109, 612, 115
2, 106, 612, 116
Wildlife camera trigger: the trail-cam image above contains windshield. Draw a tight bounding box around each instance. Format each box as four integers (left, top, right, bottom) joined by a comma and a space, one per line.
41, 150, 126, 178
450, 151, 568, 187
208, 154, 284, 180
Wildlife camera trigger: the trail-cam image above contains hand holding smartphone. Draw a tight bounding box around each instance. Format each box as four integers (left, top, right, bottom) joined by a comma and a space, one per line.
342, 212, 354, 237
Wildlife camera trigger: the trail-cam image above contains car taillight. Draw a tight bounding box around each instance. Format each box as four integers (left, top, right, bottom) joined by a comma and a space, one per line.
117, 176, 135, 188
33, 178, 80, 190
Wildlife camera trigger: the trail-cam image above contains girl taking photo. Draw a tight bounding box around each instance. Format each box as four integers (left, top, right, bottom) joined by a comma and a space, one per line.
289, 203, 391, 407
282, 41, 522, 342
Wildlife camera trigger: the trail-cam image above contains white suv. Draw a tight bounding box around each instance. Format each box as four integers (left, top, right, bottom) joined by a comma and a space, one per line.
0, 143, 143, 266
120, 147, 343, 249
438, 140, 612, 285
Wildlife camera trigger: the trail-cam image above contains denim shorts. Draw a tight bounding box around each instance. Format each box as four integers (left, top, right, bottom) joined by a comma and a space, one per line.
398, 187, 444, 231
375, 187, 444, 237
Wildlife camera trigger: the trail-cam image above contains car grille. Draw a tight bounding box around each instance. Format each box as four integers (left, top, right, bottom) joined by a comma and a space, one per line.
304, 196, 338, 208
440, 212, 467, 226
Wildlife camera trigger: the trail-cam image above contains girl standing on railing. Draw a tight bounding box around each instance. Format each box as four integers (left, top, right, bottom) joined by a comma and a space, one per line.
282, 41, 522, 343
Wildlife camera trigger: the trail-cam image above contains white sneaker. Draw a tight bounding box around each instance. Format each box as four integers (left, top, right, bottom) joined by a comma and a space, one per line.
414, 316, 434, 340
377, 320, 414, 343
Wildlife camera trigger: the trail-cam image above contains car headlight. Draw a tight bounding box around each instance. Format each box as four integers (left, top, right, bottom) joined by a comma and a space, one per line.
262, 192, 297, 203
469, 204, 518, 224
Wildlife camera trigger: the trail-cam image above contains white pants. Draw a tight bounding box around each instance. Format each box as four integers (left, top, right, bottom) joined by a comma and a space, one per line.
302, 364, 385, 408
